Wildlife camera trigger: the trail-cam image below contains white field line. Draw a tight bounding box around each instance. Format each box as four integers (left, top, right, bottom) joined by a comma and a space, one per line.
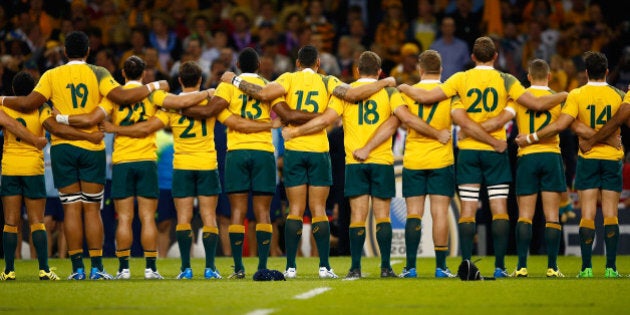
293, 287, 332, 300
245, 309, 276, 315
390, 260, 403, 266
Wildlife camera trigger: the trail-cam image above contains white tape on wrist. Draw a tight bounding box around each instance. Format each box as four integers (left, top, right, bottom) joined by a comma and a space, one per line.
525, 134, 532, 144
232, 76, 242, 89
152, 81, 160, 91
56, 114, 70, 125
532, 132, 539, 142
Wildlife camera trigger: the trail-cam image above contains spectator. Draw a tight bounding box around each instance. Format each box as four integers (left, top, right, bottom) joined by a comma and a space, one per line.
374, 0, 408, 68
390, 43, 421, 85
142, 47, 170, 84
451, 0, 482, 49
278, 7, 304, 57
311, 33, 340, 76
549, 54, 569, 91
148, 13, 182, 73
119, 26, 148, 69
93, 0, 125, 47
430, 16, 469, 80
254, 1, 278, 28
252, 22, 278, 54
170, 6, 190, 40
520, 21, 554, 70
186, 14, 214, 53
27, 0, 58, 40
128, 0, 152, 28
170, 37, 210, 81
305, 0, 335, 53
261, 39, 293, 75
230, 7, 254, 52
202, 29, 229, 65
204, 60, 228, 89
336, 36, 360, 83
407, 0, 438, 53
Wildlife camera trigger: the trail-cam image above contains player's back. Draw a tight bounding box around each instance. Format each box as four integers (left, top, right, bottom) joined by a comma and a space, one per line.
276, 69, 342, 152
564, 83, 625, 160
401, 80, 453, 170
1, 105, 49, 176
515, 86, 562, 156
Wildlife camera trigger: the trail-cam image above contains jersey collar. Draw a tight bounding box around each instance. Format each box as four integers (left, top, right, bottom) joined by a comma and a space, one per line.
357, 78, 377, 82
474, 65, 494, 70
301, 68, 316, 73
420, 79, 441, 84
587, 81, 608, 86
67, 60, 86, 65
125, 80, 143, 86
239, 73, 258, 77
529, 85, 550, 90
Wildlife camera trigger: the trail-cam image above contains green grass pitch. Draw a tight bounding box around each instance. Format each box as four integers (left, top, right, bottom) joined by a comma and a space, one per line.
1, 256, 628, 314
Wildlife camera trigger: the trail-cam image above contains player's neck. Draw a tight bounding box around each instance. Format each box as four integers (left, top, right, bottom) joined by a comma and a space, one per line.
475, 61, 494, 67
530, 80, 548, 87
588, 77, 606, 83
421, 74, 441, 81
182, 87, 199, 93
358, 74, 379, 80
67, 57, 86, 64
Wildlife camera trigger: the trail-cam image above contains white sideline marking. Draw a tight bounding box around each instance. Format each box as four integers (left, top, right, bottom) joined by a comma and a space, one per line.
245, 309, 275, 315
390, 260, 402, 266
293, 287, 331, 300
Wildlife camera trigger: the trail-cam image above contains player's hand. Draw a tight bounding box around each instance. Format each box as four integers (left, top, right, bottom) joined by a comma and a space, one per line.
437, 129, 451, 144
221, 71, 236, 84
458, 129, 467, 140
99, 121, 116, 133
514, 134, 529, 147
282, 126, 296, 141
493, 140, 508, 153
51, 107, 61, 117
382, 76, 396, 87
204, 88, 215, 99
88, 131, 105, 144
397, 84, 410, 92
157, 80, 170, 92
578, 136, 593, 153
353, 147, 370, 162
271, 117, 283, 129
34, 136, 47, 150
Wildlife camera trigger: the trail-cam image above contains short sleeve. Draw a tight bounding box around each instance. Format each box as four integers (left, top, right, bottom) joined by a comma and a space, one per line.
214, 82, 232, 102
440, 72, 463, 98
148, 90, 169, 107
504, 73, 526, 101
39, 104, 52, 125
561, 90, 579, 118
327, 96, 344, 116
94, 66, 120, 97
624, 92, 630, 104
33, 71, 52, 100
216, 109, 232, 123
154, 108, 170, 126
450, 95, 465, 111
325, 75, 343, 95
275, 72, 292, 92
99, 98, 115, 115
270, 95, 286, 108
388, 88, 406, 112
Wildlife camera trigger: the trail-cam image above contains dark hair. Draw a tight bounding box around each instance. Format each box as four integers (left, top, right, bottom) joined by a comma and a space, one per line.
64, 31, 89, 58
179, 61, 202, 88
297, 45, 318, 68
583, 51, 607, 80
418, 50, 442, 74
357, 51, 381, 76
472, 36, 496, 63
238, 47, 260, 73
123, 56, 146, 80
12, 71, 35, 96
528, 59, 550, 81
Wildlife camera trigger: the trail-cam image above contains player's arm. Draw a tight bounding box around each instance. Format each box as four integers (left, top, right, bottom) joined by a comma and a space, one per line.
579, 102, 630, 152
515, 113, 574, 147
480, 109, 515, 132
55, 106, 107, 128
106, 80, 169, 104
282, 108, 339, 141
1, 92, 48, 113
515, 91, 568, 111
159, 89, 213, 110
42, 117, 103, 144
397, 84, 448, 104
451, 108, 507, 153
222, 115, 282, 133
221, 72, 286, 101
332, 77, 396, 103
570, 120, 619, 152
393, 105, 450, 144
272, 101, 319, 125
180, 94, 228, 119
353, 115, 401, 162
101, 116, 165, 138
0, 110, 47, 149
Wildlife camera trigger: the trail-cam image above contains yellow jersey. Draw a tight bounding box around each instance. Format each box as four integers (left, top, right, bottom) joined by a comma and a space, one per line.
442, 66, 526, 151
400, 80, 454, 170
561, 82, 625, 161
276, 69, 344, 152
150, 91, 217, 170
216, 73, 283, 153
34, 61, 120, 151
328, 80, 404, 165
514, 86, 562, 157
100, 81, 169, 164
1, 104, 50, 176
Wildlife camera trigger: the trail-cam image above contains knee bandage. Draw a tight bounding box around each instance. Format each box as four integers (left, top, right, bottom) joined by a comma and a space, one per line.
488, 184, 509, 200
82, 190, 104, 203
458, 185, 480, 202
59, 192, 82, 204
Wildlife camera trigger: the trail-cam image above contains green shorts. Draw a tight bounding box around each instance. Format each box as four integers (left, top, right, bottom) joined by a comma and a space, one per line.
515, 153, 566, 195
111, 161, 159, 199
344, 163, 395, 198
50, 144, 105, 188
403, 166, 455, 197
0, 175, 46, 199
456, 149, 511, 186
575, 157, 622, 192
224, 150, 276, 194
172, 169, 221, 198
284, 150, 332, 187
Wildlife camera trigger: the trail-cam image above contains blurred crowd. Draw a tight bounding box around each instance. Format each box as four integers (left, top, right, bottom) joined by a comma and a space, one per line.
1, 0, 629, 95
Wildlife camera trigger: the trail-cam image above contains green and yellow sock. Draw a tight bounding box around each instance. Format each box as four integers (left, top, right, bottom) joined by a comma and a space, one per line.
545, 222, 562, 270
176, 224, 193, 271
229, 225, 245, 271
284, 215, 302, 269
3, 225, 18, 273
89, 249, 103, 271
145, 251, 158, 271
68, 249, 84, 273
435, 246, 448, 270
116, 249, 131, 272
604, 217, 619, 270
579, 219, 595, 270
349, 222, 366, 270
31, 223, 49, 272
256, 224, 272, 271
202, 226, 219, 270
312, 216, 331, 269
458, 217, 476, 261
376, 218, 393, 269
404, 216, 422, 269
492, 214, 509, 269
516, 218, 532, 269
